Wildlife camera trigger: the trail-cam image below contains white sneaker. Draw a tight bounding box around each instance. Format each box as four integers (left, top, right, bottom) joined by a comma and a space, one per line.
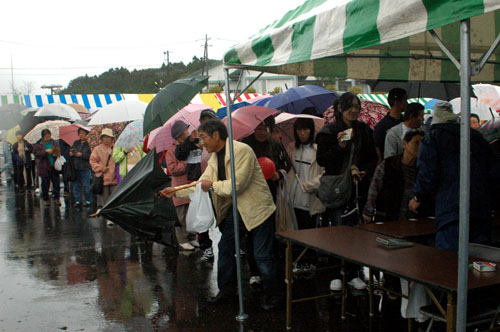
106, 220, 114, 226
249, 275, 262, 286
348, 277, 367, 290
189, 240, 200, 248
180, 242, 195, 251
329, 279, 342, 291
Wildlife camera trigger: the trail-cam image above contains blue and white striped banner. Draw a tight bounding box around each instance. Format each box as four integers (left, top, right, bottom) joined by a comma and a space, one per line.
20, 94, 124, 109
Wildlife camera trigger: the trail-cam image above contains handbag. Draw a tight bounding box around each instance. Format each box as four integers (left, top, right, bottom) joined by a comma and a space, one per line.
92, 151, 112, 195
63, 158, 77, 181
317, 143, 355, 209
275, 176, 298, 232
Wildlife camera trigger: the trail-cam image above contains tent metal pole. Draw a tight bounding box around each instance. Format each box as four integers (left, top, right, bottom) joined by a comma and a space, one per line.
472, 32, 500, 75
224, 68, 248, 322
233, 71, 264, 101
429, 30, 461, 70
457, 18, 471, 332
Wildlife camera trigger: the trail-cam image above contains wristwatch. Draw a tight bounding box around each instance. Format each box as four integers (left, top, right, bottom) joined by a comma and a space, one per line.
209, 185, 214, 193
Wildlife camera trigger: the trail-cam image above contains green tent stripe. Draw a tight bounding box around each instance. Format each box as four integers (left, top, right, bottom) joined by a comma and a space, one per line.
379, 37, 411, 81
1, 96, 7, 105
422, 0, 485, 32
440, 22, 461, 82
288, 16, 316, 63
495, 10, 500, 82
313, 56, 348, 79
343, 0, 381, 54
223, 47, 242, 65
252, 34, 275, 66
273, 0, 328, 30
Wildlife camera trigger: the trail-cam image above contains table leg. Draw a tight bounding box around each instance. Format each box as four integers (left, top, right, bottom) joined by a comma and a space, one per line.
286, 240, 293, 331
369, 269, 374, 317
446, 292, 456, 332
341, 260, 346, 320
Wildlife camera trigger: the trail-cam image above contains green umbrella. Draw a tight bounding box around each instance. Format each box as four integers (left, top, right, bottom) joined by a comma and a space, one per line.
143, 75, 208, 136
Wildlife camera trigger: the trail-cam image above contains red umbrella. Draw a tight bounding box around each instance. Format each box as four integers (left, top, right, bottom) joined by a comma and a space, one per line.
59, 124, 91, 146
323, 100, 389, 130
222, 106, 279, 140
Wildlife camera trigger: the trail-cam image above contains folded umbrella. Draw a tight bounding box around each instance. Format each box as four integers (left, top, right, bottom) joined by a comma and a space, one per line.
89, 100, 147, 126
274, 113, 325, 148
97, 149, 179, 247
253, 85, 338, 115
147, 104, 212, 153
143, 75, 208, 136
24, 120, 71, 144
59, 124, 91, 146
115, 119, 144, 149
35, 103, 81, 121
222, 105, 279, 141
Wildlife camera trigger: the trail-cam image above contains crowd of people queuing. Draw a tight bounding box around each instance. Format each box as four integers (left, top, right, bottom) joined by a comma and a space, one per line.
1, 87, 499, 313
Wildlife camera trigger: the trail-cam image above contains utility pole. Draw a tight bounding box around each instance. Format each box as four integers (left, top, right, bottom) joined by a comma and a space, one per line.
201, 35, 211, 76
163, 50, 171, 83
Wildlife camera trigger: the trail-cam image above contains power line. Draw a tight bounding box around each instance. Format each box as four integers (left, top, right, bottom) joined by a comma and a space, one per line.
0, 64, 160, 70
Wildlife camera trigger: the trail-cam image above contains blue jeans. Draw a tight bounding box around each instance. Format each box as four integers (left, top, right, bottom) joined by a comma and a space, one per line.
73, 169, 92, 204
217, 209, 283, 298
435, 219, 491, 252
41, 168, 60, 201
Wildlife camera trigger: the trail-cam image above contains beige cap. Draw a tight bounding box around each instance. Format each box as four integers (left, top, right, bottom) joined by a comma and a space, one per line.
100, 128, 114, 138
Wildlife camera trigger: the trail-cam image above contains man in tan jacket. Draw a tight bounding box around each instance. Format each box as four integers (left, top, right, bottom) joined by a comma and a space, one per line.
164, 119, 283, 311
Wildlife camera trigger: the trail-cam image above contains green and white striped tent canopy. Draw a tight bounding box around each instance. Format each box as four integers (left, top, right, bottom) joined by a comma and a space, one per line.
224, 0, 500, 82
358, 93, 430, 108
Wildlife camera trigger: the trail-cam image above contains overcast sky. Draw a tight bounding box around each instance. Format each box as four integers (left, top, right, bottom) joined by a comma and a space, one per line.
0, 0, 305, 95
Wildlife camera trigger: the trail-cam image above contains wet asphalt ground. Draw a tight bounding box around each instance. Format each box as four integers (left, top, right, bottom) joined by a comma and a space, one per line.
0, 183, 413, 332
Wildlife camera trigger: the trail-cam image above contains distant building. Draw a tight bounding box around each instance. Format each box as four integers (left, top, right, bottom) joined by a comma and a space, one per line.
205, 61, 371, 94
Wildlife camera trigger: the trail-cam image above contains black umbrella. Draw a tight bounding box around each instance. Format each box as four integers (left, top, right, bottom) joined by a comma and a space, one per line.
0, 104, 27, 130
19, 112, 46, 135
368, 81, 461, 101
143, 75, 209, 136
97, 149, 179, 246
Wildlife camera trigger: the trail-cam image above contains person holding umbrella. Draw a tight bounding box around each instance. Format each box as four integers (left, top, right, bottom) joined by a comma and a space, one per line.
34, 129, 61, 206
70, 127, 92, 208
12, 131, 33, 193
163, 119, 284, 311
90, 128, 117, 225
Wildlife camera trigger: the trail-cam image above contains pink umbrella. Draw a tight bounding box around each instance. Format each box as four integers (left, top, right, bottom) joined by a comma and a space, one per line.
222, 106, 279, 141
274, 113, 325, 148
147, 104, 212, 153
59, 124, 91, 146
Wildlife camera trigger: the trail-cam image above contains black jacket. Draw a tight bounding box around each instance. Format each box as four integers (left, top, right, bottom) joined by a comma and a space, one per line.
12, 140, 33, 167
316, 120, 377, 176
174, 138, 202, 182
414, 122, 500, 230
71, 139, 91, 170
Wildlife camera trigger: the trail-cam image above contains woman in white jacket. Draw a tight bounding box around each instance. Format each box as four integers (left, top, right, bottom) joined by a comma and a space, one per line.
286, 118, 325, 229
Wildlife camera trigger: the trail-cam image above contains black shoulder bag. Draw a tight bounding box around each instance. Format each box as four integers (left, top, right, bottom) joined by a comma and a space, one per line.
92, 151, 112, 195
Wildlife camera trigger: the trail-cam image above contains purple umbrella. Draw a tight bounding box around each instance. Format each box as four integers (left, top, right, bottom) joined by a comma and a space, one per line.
252, 85, 338, 115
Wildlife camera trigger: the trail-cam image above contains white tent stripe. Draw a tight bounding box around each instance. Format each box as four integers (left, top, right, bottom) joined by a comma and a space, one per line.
269, 25, 294, 66
377, 0, 428, 45
311, 3, 347, 59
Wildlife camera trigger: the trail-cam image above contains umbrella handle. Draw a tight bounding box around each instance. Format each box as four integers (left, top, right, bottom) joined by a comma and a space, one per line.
159, 181, 199, 197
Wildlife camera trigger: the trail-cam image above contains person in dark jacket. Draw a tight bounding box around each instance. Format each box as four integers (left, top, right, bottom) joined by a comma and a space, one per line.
316, 92, 378, 226
12, 131, 33, 193
242, 115, 292, 200
409, 101, 500, 251
70, 128, 92, 208
316, 92, 378, 292
34, 129, 61, 206
362, 129, 427, 223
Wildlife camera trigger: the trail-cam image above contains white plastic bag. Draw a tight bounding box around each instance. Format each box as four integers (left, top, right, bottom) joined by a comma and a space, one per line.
54, 156, 66, 171
186, 183, 215, 233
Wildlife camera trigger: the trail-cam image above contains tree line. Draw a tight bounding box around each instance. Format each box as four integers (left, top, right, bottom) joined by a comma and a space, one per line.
61, 56, 217, 94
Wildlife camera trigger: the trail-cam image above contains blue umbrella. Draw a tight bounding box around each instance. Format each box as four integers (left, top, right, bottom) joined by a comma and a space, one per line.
216, 101, 250, 119
424, 99, 443, 111
252, 85, 338, 115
